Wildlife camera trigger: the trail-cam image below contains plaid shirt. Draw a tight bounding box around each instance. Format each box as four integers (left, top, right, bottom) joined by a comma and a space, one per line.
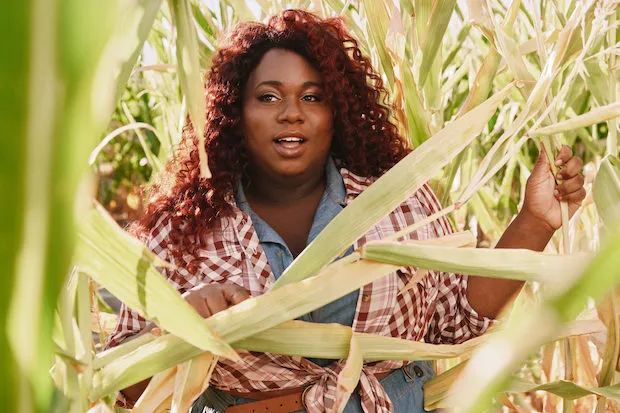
107, 167, 491, 412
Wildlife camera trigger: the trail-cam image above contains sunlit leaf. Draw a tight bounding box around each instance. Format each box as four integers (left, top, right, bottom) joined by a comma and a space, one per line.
74, 204, 238, 360
274, 83, 514, 289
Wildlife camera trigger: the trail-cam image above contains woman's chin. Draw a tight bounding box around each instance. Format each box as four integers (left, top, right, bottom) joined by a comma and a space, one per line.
267, 161, 320, 181
272, 166, 310, 179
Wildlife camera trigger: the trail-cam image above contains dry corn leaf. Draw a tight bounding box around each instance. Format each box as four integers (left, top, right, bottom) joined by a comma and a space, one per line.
170, 352, 217, 413
86, 402, 114, 413
334, 334, 363, 413
133, 366, 176, 413
90, 312, 118, 335
531, 102, 620, 136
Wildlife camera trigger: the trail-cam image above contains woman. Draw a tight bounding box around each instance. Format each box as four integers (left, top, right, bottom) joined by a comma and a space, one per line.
106, 9, 586, 413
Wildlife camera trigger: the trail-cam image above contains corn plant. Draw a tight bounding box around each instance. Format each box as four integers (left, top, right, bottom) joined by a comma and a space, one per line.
3, 0, 620, 412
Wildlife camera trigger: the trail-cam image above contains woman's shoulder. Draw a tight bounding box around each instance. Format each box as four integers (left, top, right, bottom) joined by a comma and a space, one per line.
338, 166, 377, 200
144, 207, 243, 254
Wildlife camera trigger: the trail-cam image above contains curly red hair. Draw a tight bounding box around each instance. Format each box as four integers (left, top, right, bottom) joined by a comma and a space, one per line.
134, 9, 410, 247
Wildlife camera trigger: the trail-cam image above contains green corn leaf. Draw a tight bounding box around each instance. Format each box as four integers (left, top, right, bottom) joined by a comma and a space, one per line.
90, 258, 403, 398
361, 240, 592, 288
447, 226, 620, 413
90, 232, 600, 401
235, 320, 486, 361
468, 192, 503, 241
168, 0, 209, 178
531, 102, 620, 136
112, 0, 163, 104
584, 60, 611, 106
509, 378, 620, 401
223, 0, 257, 21
74, 204, 238, 361
360, 0, 395, 86
424, 318, 607, 409
593, 292, 619, 402
398, 59, 431, 146
441, 23, 471, 72
6, 0, 163, 409
428, 375, 620, 409
0, 1, 27, 410
273, 83, 514, 290
417, 0, 457, 88
593, 155, 620, 228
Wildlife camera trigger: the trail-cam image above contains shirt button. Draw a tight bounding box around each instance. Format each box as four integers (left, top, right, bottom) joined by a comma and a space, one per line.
361, 293, 371, 302
413, 365, 424, 377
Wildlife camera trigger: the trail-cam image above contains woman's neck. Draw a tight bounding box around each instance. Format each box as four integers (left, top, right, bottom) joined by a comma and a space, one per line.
243, 170, 326, 206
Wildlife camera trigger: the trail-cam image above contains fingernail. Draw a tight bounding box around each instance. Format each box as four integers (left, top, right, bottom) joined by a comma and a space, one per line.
556, 173, 563, 179
553, 189, 559, 197
555, 159, 563, 166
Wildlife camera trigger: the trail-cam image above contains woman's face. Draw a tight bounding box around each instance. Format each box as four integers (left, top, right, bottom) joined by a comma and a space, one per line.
241, 48, 333, 183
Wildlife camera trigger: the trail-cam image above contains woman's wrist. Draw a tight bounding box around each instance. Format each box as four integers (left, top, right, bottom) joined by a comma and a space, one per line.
496, 209, 555, 252
516, 207, 557, 237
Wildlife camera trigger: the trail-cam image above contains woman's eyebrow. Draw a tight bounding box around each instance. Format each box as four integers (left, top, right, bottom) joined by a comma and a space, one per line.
255, 80, 323, 90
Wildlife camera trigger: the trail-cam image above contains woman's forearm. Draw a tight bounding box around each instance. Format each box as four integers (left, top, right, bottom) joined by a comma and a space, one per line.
117, 322, 156, 404
466, 210, 556, 319
121, 378, 151, 405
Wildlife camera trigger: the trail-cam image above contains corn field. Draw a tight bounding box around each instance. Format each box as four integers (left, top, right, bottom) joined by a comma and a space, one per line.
2, 0, 620, 412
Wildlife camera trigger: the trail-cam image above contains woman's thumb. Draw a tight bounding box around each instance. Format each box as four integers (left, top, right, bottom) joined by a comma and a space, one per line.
534, 144, 551, 170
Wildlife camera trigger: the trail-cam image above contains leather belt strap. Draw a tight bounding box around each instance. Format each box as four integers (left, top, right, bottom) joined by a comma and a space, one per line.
224, 369, 394, 412
225, 390, 305, 413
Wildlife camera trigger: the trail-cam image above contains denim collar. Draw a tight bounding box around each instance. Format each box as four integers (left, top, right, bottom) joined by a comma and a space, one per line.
234, 156, 346, 245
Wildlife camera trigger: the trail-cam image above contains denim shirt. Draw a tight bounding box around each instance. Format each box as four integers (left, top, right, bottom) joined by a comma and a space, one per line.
235, 156, 359, 361
193, 157, 434, 413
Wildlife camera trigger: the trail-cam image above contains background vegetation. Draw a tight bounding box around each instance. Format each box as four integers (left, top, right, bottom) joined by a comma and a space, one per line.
2, 0, 620, 412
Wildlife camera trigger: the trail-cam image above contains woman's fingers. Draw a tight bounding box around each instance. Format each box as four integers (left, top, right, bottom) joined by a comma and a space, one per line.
559, 187, 586, 204
204, 287, 229, 316
554, 145, 573, 167
556, 174, 585, 198
557, 155, 583, 180
185, 293, 213, 318
553, 146, 584, 205
183, 283, 250, 319
221, 284, 250, 305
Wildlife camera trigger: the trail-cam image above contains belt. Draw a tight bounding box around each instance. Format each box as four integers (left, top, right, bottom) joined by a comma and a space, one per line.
224, 370, 394, 413
225, 386, 309, 413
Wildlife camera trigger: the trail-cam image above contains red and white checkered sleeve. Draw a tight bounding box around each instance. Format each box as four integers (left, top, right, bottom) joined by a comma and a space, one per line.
104, 215, 175, 350
415, 184, 493, 345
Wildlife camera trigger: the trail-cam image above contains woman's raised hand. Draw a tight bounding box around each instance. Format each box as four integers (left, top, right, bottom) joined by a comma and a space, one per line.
521, 145, 586, 232
183, 283, 250, 318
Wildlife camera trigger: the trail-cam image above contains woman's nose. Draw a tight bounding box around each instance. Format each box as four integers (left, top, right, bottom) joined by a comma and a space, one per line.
277, 98, 304, 123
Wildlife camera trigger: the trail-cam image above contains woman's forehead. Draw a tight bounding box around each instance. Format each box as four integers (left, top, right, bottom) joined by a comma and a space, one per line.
247, 48, 323, 88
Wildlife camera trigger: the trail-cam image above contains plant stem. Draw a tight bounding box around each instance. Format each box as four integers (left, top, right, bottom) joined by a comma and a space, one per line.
607, 10, 617, 157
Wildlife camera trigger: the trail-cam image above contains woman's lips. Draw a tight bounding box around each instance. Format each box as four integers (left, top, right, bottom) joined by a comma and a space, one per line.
273, 139, 306, 158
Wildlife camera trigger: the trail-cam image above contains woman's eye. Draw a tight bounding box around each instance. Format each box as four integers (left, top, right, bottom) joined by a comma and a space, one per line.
258, 94, 278, 102
302, 94, 322, 102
